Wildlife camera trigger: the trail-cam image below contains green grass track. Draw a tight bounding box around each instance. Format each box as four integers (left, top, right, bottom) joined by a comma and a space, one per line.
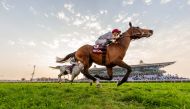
0, 83, 190, 109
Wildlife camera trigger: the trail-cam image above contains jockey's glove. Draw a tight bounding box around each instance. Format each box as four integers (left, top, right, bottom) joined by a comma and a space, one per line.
106, 39, 113, 45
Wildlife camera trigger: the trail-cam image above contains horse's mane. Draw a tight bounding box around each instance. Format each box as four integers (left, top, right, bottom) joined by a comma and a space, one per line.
116, 31, 141, 42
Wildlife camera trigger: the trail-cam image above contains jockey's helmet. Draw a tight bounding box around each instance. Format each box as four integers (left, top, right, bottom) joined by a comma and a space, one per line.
112, 29, 121, 34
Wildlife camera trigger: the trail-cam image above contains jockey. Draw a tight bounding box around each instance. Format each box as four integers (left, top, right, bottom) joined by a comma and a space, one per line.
95, 28, 121, 47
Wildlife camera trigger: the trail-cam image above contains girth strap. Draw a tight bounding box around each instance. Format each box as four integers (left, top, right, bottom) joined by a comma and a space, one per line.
101, 47, 107, 64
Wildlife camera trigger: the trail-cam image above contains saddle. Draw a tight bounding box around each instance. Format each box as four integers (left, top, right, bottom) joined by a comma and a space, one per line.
92, 45, 107, 54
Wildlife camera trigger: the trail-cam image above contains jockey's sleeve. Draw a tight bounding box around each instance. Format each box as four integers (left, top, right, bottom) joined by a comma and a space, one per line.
99, 32, 112, 40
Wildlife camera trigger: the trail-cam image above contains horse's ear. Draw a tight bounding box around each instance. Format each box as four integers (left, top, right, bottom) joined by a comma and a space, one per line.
129, 22, 132, 28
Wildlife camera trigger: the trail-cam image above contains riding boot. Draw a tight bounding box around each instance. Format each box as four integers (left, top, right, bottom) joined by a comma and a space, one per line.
101, 45, 107, 54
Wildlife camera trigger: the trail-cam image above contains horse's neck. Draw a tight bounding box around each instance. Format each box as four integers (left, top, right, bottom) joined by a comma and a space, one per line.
119, 36, 131, 51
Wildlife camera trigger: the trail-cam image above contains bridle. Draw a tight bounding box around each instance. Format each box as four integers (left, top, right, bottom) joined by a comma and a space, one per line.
131, 27, 143, 37
116, 27, 143, 41
117, 27, 144, 40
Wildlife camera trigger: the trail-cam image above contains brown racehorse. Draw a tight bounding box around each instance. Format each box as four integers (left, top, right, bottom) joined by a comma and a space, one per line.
57, 22, 153, 86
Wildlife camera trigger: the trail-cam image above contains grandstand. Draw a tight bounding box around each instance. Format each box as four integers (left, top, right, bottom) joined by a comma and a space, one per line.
3, 60, 188, 83
88, 60, 188, 82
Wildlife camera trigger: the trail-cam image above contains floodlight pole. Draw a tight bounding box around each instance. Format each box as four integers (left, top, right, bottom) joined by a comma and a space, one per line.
31, 65, 36, 81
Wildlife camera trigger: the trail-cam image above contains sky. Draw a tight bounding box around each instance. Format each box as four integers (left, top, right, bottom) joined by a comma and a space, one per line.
0, 0, 190, 80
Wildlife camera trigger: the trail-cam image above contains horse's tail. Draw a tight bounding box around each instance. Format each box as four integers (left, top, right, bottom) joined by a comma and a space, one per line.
56, 52, 76, 63
49, 66, 61, 69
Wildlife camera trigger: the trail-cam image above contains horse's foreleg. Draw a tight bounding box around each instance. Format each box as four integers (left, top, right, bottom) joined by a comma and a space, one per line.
114, 60, 132, 86
94, 67, 113, 80
82, 68, 97, 82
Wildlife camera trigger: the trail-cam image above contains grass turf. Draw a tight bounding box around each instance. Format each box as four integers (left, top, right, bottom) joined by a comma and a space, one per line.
0, 83, 190, 109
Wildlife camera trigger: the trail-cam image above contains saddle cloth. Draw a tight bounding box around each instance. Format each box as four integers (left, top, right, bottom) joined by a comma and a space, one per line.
92, 45, 106, 54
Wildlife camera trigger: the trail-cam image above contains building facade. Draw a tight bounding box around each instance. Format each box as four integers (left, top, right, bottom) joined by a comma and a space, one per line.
88, 61, 186, 81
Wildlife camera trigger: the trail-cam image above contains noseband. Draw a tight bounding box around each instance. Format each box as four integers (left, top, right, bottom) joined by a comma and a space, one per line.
131, 27, 143, 37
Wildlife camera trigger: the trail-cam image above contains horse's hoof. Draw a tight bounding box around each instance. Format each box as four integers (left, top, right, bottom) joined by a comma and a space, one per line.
117, 82, 122, 86
96, 84, 101, 88
90, 82, 93, 86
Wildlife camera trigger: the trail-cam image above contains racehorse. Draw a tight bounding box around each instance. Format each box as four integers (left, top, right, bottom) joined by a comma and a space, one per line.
57, 22, 153, 86
49, 62, 84, 83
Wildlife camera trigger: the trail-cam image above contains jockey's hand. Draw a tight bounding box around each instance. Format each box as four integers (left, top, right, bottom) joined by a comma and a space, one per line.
106, 39, 113, 44
112, 39, 116, 43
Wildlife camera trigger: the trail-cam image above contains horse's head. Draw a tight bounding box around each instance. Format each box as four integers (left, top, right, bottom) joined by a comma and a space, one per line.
123, 22, 153, 39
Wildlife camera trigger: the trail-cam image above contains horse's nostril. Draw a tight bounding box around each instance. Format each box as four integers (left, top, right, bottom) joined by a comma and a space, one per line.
149, 30, 153, 34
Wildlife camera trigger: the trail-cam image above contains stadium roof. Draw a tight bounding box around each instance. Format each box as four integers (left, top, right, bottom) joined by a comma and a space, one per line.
90, 61, 176, 71
131, 61, 176, 68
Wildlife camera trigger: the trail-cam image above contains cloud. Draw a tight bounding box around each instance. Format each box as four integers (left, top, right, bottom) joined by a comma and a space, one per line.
85, 22, 102, 30
122, 0, 135, 6
59, 33, 72, 37
143, 0, 152, 5
28, 41, 36, 47
140, 22, 189, 59
57, 4, 102, 30
114, 13, 141, 26
8, 40, 15, 45
56, 3, 78, 23
70, 12, 102, 31
115, 14, 126, 23
29, 6, 37, 15
8, 39, 37, 48
42, 40, 60, 49
75, 13, 81, 17
19, 40, 37, 47
0, 0, 14, 11
37, 24, 51, 31
160, 0, 172, 4
64, 3, 75, 14
57, 11, 70, 22
187, 0, 190, 5
72, 14, 95, 26
99, 10, 108, 15
44, 13, 49, 18
122, 16, 132, 23
73, 18, 85, 26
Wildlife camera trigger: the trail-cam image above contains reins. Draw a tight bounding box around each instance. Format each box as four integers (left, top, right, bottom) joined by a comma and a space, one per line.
116, 32, 130, 42
115, 27, 144, 42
